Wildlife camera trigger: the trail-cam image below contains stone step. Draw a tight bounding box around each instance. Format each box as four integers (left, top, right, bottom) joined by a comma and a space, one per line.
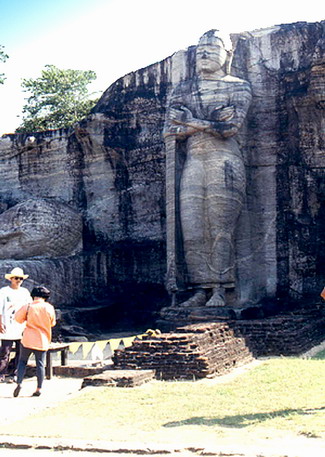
81, 369, 155, 388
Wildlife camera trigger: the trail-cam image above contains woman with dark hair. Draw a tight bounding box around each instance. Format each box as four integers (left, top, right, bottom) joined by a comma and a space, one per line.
13, 286, 56, 397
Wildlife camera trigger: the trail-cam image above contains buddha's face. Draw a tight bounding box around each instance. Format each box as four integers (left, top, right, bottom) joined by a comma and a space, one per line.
196, 41, 227, 76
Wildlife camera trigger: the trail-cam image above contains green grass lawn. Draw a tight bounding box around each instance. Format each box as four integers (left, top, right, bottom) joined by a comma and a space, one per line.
312, 349, 325, 360
2, 357, 325, 445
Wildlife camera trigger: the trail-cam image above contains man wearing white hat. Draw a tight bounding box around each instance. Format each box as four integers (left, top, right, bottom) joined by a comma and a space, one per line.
0, 267, 32, 382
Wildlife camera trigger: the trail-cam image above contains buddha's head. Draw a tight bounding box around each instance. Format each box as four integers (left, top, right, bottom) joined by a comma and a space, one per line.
196, 29, 230, 76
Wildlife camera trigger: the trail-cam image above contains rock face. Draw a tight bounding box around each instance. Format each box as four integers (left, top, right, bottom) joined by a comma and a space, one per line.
0, 21, 324, 331
233, 23, 325, 306
0, 198, 82, 259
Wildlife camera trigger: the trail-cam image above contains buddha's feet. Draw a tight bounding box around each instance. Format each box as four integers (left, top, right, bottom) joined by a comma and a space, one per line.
180, 289, 207, 307
205, 287, 226, 307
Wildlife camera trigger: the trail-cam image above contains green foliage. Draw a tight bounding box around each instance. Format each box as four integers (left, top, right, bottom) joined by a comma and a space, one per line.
16, 65, 98, 132
0, 45, 9, 84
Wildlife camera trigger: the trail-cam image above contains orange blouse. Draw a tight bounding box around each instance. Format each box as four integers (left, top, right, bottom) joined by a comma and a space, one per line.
321, 287, 325, 300
15, 299, 56, 351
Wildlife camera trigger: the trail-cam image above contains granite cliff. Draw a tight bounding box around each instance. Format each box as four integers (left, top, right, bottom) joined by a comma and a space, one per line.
0, 21, 324, 334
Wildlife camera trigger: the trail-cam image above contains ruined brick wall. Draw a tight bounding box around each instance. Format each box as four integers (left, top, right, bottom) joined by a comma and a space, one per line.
233, 307, 325, 356
113, 322, 253, 380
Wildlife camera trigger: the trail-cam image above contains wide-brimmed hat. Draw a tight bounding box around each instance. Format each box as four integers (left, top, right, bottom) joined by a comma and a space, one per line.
5, 267, 29, 280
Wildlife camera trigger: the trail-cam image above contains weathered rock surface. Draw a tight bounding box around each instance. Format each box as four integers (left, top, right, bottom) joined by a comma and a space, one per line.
231, 22, 325, 304
0, 21, 324, 332
0, 198, 82, 259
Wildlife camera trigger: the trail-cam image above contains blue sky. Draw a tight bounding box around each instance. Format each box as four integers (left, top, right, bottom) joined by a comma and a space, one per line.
0, 0, 323, 134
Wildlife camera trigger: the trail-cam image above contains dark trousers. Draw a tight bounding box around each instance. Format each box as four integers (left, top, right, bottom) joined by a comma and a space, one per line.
16, 344, 46, 389
0, 339, 21, 376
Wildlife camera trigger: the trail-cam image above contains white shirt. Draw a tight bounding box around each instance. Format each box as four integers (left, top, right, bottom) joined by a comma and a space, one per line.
0, 286, 31, 340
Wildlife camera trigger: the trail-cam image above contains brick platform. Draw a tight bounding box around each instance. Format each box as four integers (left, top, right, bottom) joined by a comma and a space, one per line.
112, 322, 253, 380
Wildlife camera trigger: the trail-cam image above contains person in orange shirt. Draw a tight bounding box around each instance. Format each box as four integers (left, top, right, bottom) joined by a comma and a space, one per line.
13, 286, 56, 397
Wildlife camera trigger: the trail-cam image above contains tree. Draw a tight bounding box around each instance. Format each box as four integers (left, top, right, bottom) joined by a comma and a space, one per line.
0, 45, 9, 84
16, 65, 98, 132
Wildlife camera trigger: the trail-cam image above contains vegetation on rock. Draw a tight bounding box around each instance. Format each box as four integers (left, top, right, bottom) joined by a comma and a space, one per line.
16, 65, 98, 132
0, 45, 8, 84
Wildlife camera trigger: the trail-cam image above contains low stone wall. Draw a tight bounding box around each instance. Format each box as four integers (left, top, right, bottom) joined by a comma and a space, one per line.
82, 369, 156, 388
232, 309, 325, 356
53, 365, 106, 378
112, 322, 253, 380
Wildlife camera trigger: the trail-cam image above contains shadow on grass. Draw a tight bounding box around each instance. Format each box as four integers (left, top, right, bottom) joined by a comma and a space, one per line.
163, 406, 325, 429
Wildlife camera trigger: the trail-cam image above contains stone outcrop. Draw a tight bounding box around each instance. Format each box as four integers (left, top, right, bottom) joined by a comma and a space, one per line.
0, 198, 82, 259
231, 22, 325, 304
0, 21, 324, 333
